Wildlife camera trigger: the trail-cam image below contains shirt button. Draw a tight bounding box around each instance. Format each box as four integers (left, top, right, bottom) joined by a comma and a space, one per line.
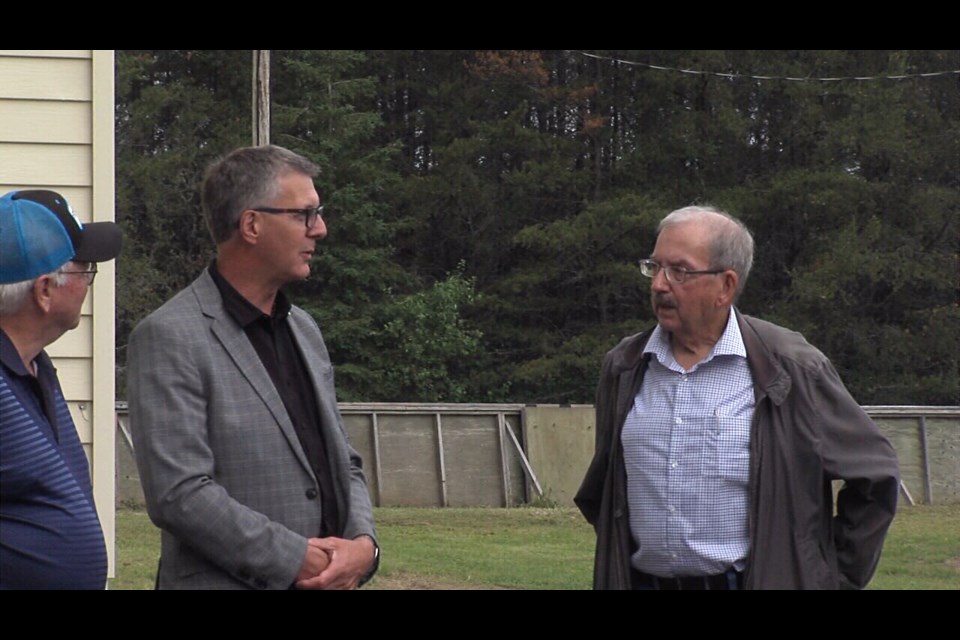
668, 505, 676, 514
670, 461, 678, 469
305, 488, 318, 500
675, 417, 682, 424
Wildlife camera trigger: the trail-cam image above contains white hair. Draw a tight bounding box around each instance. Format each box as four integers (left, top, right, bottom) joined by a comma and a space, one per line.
0, 271, 67, 315
659, 205, 754, 299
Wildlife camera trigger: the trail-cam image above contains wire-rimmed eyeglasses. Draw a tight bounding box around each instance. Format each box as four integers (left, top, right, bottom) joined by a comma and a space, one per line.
639, 259, 723, 285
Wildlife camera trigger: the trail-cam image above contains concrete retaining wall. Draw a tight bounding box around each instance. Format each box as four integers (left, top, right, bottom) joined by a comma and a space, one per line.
116, 404, 959, 508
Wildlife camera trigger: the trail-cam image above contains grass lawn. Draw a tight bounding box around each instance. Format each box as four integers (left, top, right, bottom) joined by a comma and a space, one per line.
110, 507, 160, 590
110, 504, 959, 590
869, 504, 960, 590
369, 507, 593, 589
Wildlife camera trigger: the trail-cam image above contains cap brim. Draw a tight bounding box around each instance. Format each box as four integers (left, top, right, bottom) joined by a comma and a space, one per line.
73, 221, 123, 263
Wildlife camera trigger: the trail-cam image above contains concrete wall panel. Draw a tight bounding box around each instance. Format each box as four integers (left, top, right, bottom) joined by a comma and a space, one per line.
375, 414, 442, 507
440, 414, 504, 507
926, 418, 960, 504
523, 406, 595, 507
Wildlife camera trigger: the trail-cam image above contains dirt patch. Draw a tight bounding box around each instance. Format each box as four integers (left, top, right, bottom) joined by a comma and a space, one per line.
945, 557, 960, 573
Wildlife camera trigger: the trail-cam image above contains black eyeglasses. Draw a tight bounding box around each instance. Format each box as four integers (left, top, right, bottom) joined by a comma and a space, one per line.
639, 259, 723, 285
251, 205, 324, 229
58, 263, 98, 285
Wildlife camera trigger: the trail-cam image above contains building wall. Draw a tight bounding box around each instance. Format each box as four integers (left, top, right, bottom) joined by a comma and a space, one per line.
0, 49, 116, 575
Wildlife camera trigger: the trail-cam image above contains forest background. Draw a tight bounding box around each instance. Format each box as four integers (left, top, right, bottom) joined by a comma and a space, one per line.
115, 50, 959, 406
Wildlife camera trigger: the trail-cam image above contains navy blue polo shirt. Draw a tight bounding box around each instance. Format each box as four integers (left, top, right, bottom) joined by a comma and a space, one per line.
0, 328, 107, 589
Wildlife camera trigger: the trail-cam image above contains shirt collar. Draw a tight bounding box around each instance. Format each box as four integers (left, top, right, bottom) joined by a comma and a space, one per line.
0, 327, 29, 376
0, 327, 53, 378
643, 308, 746, 367
713, 308, 747, 359
208, 261, 291, 328
642, 323, 673, 365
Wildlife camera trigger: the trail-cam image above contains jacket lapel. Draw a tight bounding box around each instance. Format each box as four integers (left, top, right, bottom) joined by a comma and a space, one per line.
612, 329, 653, 432
287, 311, 348, 512
192, 271, 316, 478
736, 309, 791, 406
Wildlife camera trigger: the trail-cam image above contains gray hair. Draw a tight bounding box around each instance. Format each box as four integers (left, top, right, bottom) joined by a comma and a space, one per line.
658, 205, 754, 299
202, 144, 319, 244
0, 271, 67, 315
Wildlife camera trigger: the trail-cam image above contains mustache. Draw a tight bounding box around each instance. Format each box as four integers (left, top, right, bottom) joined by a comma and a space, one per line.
653, 293, 677, 308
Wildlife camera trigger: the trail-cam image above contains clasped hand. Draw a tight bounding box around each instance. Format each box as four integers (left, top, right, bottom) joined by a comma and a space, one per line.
295, 535, 376, 590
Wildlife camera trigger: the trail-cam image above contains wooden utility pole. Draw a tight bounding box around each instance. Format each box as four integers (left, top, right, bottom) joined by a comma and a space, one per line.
252, 50, 270, 146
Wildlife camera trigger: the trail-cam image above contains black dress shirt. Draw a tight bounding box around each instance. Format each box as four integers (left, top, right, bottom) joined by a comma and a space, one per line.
209, 263, 340, 537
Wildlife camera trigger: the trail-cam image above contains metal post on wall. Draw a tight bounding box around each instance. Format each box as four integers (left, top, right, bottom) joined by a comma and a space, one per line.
435, 413, 449, 507
252, 50, 270, 146
503, 418, 543, 500
497, 413, 511, 507
371, 412, 383, 507
919, 415, 933, 504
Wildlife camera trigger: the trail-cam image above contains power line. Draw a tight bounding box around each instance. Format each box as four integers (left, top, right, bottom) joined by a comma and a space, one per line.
572, 50, 960, 82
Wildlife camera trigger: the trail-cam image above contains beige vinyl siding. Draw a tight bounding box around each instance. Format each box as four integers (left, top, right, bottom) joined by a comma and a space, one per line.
0, 101, 92, 144
53, 359, 94, 403
45, 314, 94, 359
0, 53, 92, 101
1, 143, 93, 186
0, 49, 116, 576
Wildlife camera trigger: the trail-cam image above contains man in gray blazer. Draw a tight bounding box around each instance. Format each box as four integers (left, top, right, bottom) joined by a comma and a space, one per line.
128, 145, 378, 590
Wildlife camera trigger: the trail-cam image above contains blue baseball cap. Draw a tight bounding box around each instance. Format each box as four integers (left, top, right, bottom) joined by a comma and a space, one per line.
0, 190, 122, 284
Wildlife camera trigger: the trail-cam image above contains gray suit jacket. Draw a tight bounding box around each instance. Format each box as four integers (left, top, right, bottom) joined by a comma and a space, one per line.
128, 270, 376, 589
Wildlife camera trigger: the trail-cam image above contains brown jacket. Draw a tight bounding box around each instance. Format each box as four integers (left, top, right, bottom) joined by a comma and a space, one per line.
574, 311, 900, 589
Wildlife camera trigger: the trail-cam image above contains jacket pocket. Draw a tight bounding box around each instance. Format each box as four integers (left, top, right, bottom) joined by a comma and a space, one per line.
794, 532, 838, 589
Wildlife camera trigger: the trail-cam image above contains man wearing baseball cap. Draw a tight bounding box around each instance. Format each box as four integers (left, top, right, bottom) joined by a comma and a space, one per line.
0, 189, 121, 589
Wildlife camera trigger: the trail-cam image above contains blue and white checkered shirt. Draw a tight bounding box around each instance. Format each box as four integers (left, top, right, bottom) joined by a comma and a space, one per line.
622, 310, 754, 577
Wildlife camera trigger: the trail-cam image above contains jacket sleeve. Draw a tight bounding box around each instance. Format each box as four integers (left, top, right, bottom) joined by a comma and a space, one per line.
127, 314, 308, 590
575, 351, 618, 527
328, 392, 379, 583
332, 404, 378, 544
816, 359, 900, 589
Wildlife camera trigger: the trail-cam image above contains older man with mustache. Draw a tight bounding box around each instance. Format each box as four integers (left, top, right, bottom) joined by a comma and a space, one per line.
575, 205, 900, 590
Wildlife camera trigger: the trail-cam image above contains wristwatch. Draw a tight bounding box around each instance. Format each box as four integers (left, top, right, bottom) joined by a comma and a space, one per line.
357, 535, 380, 587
